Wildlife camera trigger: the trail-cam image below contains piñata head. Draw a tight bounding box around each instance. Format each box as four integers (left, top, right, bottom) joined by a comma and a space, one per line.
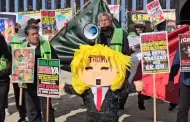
71, 44, 131, 94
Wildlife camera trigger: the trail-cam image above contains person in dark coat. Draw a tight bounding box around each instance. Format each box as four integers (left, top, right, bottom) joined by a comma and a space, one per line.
0, 33, 12, 122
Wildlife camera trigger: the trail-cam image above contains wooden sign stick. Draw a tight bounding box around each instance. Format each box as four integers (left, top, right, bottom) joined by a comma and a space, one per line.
153, 74, 157, 122
19, 87, 23, 106
46, 97, 50, 122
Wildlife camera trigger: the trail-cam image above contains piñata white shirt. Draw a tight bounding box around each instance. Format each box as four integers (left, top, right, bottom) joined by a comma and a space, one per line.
91, 87, 109, 108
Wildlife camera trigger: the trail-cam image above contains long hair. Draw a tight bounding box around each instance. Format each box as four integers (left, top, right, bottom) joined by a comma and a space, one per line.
71, 44, 131, 94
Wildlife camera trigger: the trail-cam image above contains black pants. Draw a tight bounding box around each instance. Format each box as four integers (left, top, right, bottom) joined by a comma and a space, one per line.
0, 85, 9, 122
177, 82, 190, 122
138, 93, 145, 105
25, 89, 55, 122
13, 83, 26, 120
118, 93, 129, 108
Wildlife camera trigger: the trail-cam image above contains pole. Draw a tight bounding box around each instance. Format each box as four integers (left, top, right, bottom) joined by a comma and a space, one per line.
46, 97, 50, 122
153, 74, 157, 122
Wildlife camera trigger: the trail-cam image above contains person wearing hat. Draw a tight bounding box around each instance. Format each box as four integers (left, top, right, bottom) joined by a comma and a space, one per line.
10, 20, 28, 122
27, 18, 49, 41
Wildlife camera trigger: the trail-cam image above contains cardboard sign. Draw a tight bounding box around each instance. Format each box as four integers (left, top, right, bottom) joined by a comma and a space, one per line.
41, 10, 57, 35
179, 34, 190, 72
12, 48, 35, 83
108, 5, 120, 21
146, 0, 165, 25
140, 31, 170, 74
128, 10, 176, 33
37, 58, 60, 98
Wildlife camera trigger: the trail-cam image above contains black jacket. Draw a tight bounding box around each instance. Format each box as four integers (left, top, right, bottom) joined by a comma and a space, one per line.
26, 43, 58, 90
98, 27, 130, 56
0, 34, 11, 84
64, 84, 130, 122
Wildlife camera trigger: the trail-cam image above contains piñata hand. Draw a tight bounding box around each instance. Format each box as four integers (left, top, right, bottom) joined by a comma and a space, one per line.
134, 80, 144, 92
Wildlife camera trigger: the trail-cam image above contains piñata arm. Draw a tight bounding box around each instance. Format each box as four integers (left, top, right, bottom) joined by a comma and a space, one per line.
169, 48, 180, 81
64, 84, 80, 95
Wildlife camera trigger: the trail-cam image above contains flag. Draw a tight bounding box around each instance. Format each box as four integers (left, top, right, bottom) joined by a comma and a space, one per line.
133, 25, 190, 104
50, 0, 125, 71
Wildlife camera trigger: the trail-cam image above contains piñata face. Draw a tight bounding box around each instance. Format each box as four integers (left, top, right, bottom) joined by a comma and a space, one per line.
78, 56, 118, 86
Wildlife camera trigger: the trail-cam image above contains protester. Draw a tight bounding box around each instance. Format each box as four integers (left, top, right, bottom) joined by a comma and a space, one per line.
168, 47, 190, 122
10, 21, 28, 122
23, 25, 57, 122
0, 33, 12, 122
27, 18, 49, 41
96, 12, 132, 110
128, 22, 147, 110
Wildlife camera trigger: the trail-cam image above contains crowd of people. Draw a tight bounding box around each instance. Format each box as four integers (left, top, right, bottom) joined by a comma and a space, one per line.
0, 11, 188, 122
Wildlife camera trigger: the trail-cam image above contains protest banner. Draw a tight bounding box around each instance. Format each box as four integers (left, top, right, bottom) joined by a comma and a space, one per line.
37, 58, 60, 98
108, 5, 120, 21
140, 31, 170, 122
12, 48, 35, 105
140, 31, 170, 74
146, 0, 165, 25
0, 13, 17, 42
179, 34, 190, 72
37, 58, 60, 122
41, 10, 57, 35
18, 8, 72, 33
12, 48, 35, 83
56, 8, 72, 30
128, 9, 176, 32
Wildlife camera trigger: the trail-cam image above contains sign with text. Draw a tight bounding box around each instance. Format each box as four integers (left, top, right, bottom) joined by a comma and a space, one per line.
41, 10, 57, 35
12, 48, 35, 83
128, 9, 176, 33
140, 31, 170, 74
179, 34, 190, 72
146, 0, 165, 25
0, 13, 16, 42
37, 58, 60, 98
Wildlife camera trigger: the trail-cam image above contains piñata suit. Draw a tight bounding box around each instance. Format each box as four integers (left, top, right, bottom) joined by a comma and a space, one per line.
64, 84, 129, 122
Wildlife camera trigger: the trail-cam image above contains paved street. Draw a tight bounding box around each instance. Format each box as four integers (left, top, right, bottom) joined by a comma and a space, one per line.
5, 71, 189, 122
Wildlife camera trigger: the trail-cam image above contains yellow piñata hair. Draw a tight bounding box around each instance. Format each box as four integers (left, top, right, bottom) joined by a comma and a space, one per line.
71, 44, 131, 94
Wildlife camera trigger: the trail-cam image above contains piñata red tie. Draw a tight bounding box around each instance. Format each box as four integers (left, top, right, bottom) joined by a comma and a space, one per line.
96, 87, 102, 111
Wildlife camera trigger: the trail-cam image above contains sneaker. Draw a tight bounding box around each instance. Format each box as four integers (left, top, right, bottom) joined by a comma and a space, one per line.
168, 103, 177, 111
5, 108, 10, 117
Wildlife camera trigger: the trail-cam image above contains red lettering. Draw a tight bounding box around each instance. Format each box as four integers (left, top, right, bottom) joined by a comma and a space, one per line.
44, 84, 59, 89
38, 84, 45, 88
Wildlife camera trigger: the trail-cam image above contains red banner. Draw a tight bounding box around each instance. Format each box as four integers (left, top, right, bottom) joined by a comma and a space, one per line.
133, 25, 190, 104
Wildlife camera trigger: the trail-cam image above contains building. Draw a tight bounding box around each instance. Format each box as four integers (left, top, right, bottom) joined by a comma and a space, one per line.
1, 0, 175, 12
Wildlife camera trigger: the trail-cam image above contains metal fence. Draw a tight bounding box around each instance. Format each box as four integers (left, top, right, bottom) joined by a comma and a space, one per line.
0, 0, 174, 27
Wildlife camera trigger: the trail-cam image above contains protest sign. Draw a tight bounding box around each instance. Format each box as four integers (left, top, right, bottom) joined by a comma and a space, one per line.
179, 34, 190, 72
0, 13, 17, 42
146, 0, 165, 25
12, 48, 35, 83
128, 9, 176, 32
140, 31, 170, 74
108, 5, 120, 21
37, 58, 60, 98
41, 10, 57, 35
18, 8, 72, 33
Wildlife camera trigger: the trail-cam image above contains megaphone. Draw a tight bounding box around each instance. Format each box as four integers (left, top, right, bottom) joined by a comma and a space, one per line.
83, 24, 100, 40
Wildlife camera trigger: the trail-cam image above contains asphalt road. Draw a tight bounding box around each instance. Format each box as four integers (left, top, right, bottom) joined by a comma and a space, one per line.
5, 71, 189, 122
